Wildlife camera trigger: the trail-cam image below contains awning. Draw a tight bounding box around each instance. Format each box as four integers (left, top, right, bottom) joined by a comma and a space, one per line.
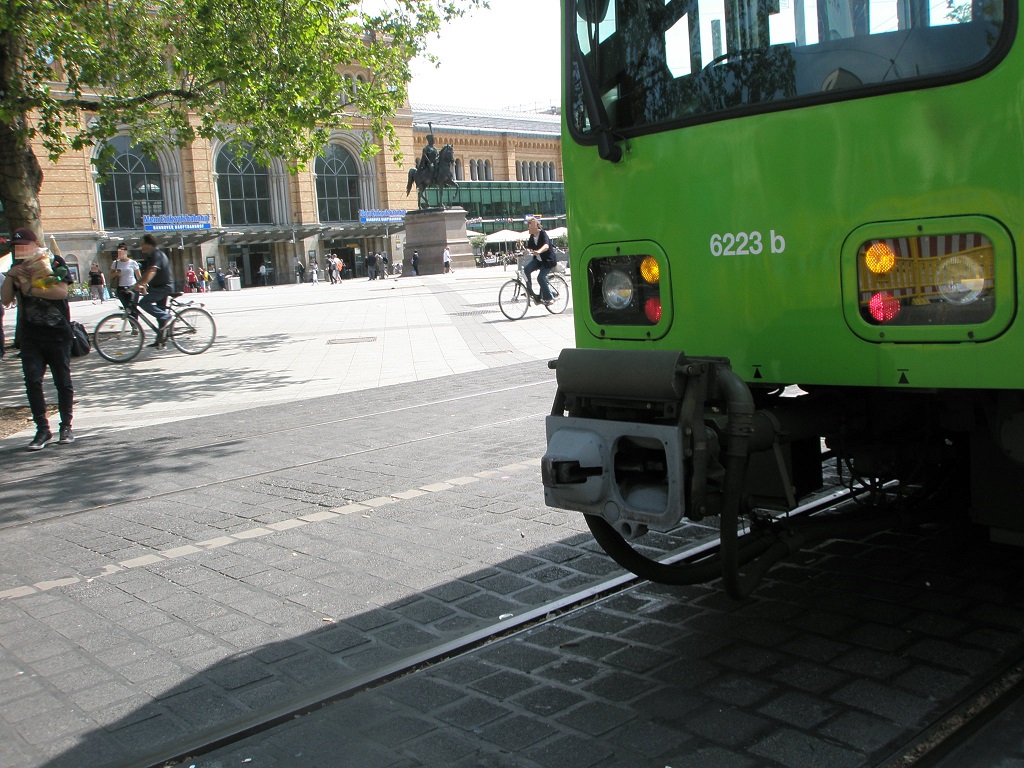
100, 229, 224, 251
322, 221, 406, 242
220, 225, 329, 246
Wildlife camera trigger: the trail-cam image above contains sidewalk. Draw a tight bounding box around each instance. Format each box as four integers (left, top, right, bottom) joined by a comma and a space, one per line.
0, 267, 574, 441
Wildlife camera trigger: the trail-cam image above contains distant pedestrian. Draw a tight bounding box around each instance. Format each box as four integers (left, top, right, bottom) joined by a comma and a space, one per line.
185, 265, 199, 293
88, 262, 106, 302
199, 268, 210, 293
367, 251, 377, 280
411, 250, 419, 276
259, 263, 268, 286
310, 261, 319, 284
379, 253, 389, 279
216, 268, 226, 290
443, 246, 452, 274
111, 243, 141, 317
295, 258, 305, 284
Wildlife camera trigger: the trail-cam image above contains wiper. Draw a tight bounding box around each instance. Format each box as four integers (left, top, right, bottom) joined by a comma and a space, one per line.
572, 42, 623, 163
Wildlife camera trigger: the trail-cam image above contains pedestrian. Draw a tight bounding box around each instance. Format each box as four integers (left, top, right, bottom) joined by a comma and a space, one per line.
443, 245, 452, 274
310, 260, 319, 284
110, 242, 141, 317
135, 233, 175, 348
411, 250, 420, 276
259, 262, 268, 286
295, 258, 305, 284
380, 253, 389, 279
199, 268, 209, 293
0, 227, 75, 449
366, 251, 377, 280
88, 262, 106, 302
185, 264, 199, 293
216, 268, 226, 290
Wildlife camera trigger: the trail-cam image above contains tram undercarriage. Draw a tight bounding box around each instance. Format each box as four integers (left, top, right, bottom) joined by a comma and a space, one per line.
541, 349, 1024, 597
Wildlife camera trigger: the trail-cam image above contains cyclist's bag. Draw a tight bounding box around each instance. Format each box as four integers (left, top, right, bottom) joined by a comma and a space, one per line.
69, 320, 91, 357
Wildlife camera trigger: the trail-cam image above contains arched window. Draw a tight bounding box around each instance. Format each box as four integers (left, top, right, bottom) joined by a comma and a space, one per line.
216, 144, 271, 225
484, 160, 493, 181
469, 159, 477, 181
455, 159, 463, 181
315, 143, 361, 222
98, 135, 164, 230
548, 162, 557, 181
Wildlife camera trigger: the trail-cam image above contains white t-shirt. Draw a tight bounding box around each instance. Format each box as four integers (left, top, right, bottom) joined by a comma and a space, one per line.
113, 259, 140, 287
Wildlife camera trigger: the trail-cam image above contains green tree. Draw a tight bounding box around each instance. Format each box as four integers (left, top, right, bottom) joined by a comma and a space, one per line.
0, 0, 483, 235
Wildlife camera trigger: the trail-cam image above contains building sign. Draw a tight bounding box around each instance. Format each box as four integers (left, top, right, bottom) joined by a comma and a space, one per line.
359, 209, 406, 224
143, 214, 212, 231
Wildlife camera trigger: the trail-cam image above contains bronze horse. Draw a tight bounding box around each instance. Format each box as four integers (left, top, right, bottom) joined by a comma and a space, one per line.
406, 144, 458, 209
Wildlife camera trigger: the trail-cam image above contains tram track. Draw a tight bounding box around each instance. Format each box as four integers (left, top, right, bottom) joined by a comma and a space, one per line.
144, 485, 862, 768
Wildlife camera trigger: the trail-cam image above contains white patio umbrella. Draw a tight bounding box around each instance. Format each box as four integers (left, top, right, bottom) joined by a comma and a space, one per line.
486, 229, 525, 243
546, 226, 567, 239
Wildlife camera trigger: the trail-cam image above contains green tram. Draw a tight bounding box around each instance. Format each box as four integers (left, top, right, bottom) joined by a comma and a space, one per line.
542, 0, 1021, 594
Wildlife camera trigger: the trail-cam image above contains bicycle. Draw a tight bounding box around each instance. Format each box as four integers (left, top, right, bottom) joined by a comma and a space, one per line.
93, 292, 216, 362
498, 258, 569, 320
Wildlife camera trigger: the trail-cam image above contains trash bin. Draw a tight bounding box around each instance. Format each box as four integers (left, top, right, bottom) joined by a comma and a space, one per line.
226, 276, 241, 291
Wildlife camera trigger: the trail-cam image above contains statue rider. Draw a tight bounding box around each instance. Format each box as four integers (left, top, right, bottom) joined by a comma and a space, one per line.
418, 123, 439, 185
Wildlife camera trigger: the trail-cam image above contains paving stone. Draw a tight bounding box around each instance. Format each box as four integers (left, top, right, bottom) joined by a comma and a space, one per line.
436, 695, 511, 730
479, 713, 558, 750
750, 726, 866, 768
524, 732, 616, 768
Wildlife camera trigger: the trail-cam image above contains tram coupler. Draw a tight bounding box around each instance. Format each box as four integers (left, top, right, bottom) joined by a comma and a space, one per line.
542, 348, 836, 542
542, 348, 739, 538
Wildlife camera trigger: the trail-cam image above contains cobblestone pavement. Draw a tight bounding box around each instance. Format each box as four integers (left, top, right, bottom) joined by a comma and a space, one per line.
3, 274, 1024, 768
188, 519, 1024, 768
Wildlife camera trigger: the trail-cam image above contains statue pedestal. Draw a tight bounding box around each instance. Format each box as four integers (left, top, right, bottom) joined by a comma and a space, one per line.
403, 208, 474, 275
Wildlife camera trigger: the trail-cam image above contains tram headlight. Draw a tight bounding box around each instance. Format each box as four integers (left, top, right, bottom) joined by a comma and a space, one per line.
856, 233, 995, 327
936, 255, 985, 304
587, 253, 665, 327
603, 269, 634, 309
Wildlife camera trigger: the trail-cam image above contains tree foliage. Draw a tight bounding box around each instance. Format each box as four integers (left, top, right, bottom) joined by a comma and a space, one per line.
0, 0, 484, 229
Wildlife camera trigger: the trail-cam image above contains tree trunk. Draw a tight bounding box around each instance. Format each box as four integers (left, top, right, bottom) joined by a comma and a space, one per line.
0, 116, 43, 238
0, 25, 43, 238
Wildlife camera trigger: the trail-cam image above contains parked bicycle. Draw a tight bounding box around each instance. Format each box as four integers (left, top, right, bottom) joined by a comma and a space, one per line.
93, 292, 216, 362
498, 259, 569, 320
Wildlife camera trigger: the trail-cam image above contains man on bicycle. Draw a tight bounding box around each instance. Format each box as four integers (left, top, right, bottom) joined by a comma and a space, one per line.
523, 217, 556, 305
135, 234, 175, 348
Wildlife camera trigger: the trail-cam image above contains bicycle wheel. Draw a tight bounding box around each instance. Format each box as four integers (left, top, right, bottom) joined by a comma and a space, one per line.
545, 274, 569, 314
169, 307, 216, 354
499, 279, 530, 320
93, 313, 144, 363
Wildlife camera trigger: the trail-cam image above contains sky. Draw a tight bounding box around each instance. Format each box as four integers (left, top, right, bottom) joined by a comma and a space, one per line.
407, 0, 562, 112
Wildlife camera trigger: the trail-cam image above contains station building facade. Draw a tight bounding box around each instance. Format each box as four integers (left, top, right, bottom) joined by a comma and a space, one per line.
15, 98, 562, 287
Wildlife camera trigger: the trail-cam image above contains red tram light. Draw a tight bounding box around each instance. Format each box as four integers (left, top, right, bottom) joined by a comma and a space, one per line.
644, 297, 662, 323
868, 291, 901, 322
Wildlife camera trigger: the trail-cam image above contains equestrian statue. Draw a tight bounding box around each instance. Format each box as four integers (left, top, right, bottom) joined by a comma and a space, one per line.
407, 123, 459, 209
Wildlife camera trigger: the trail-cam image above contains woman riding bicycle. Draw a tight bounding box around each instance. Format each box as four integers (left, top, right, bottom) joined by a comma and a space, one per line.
523, 216, 556, 305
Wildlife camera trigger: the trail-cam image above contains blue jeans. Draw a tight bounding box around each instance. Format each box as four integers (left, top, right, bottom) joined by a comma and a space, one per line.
524, 257, 552, 302
138, 285, 172, 330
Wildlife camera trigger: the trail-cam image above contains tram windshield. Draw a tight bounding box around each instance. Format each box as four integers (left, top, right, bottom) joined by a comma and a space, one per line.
568, 0, 1006, 138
